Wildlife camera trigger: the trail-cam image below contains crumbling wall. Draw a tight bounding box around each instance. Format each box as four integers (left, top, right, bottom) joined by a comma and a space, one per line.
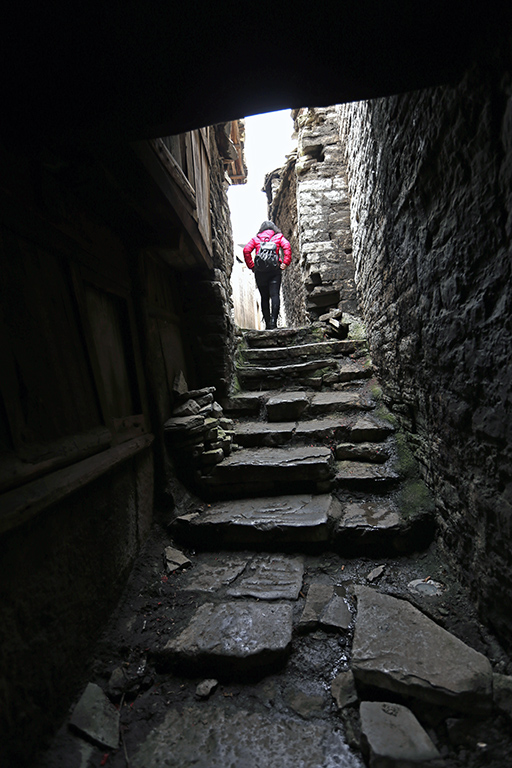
295, 107, 358, 320
339, 44, 512, 650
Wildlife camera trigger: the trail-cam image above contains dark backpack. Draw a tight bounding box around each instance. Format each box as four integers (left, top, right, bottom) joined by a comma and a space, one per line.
254, 240, 280, 272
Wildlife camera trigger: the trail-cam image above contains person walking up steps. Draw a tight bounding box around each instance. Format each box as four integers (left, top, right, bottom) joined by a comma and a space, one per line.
243, 220, 292, 330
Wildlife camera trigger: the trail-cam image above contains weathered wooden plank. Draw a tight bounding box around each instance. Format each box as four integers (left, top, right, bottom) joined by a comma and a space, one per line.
0, 434, 154, 535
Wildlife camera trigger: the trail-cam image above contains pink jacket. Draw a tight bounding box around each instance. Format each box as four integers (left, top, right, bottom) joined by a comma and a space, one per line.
243, 229, 292, 270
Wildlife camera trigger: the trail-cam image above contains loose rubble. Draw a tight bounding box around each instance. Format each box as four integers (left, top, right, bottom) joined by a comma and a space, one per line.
38, 323, 512, 768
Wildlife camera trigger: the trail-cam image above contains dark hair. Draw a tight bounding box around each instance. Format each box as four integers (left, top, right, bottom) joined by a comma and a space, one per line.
258, 220, 280, 234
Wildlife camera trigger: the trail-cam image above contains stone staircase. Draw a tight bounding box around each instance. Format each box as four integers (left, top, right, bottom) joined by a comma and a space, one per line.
44, 323, 512, 768
172, 324, 434, 555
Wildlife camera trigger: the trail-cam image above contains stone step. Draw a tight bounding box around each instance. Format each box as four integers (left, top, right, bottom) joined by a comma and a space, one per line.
219, 392, 268, 417
201, 446, 335, 499
243, 340, 357, 364
157, 600, 293, 677
242, 327, 323, 349
238, 359, 371, 390
170, 494, 339, 548
233, 417, 393, 450
335, 461, 400, 490
308, 391, 375, 416
237, 358, 338, 386
171, 492, 434, 555
221, 389, 374, 422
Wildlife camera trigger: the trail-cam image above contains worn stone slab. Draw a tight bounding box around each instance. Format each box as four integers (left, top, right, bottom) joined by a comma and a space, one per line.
295, 417, 349, 442
132, 704, 363, 768
335, 442, 390, 463
171, 494, 335, 547
208, 447, 335, 484
161, 602, 293, 675
266, 392, 309, 422
220, 393, 265, 416
360, 701, 441, 766
234, 421, 295, 447
336, 462, 399, 488
337, 360, 372, 382
69, 682, 119, 749
339, 502, 401, 532
238, 358, 337, 381
181, 557, 248, 592
309, 391, 370, 415
350, 417, 394, 442
352, 587, 493, 712
227, 555, 304, 600
245, 340, 354, 363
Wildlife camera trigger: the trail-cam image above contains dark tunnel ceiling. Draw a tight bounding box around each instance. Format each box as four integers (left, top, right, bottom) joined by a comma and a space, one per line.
0, 1, 508, 145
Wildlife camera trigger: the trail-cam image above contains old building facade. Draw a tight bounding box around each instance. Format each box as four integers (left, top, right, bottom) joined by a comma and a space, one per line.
0, 125, 243, 763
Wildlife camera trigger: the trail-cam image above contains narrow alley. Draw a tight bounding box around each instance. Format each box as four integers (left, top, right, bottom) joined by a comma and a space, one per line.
1, 6, 512, 768
39, 321, 512, 767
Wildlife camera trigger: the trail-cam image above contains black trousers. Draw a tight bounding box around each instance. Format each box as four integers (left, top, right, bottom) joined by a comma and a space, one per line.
255, 268, 282, 326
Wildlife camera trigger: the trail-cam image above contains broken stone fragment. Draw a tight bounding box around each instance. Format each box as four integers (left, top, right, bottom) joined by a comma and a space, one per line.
176, 386, 216, 403
360, 701, 441, 766
164, 414, 205, 433
195, 678, 219, 699
164, 546, 191, 573
352, 586, 493, 713
299, 583, 334, 630
331, 670, 358, 710
320, 593, 352, 630
200, 448, 225, 466
173, 399, 201, 417
172, 370, 188, 397
299, 583, 351, 631
69, 682, 119, 749
367, 565, 385, 582
196, 392, 215, 407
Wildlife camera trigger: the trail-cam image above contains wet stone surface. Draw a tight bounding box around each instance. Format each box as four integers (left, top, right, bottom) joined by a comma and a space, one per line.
37, 529, 512, 768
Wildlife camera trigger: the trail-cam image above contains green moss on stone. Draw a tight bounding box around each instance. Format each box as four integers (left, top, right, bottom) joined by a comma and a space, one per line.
375, 403, 397, 426
398, 478, 435, 520
395, 432, 419, 480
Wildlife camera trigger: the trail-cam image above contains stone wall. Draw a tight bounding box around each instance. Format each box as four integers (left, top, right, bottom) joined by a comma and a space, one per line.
294, 107, 358, 320
339, 43, 512, 650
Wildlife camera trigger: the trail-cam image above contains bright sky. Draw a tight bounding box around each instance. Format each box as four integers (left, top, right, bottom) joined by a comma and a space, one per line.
228, 109, 296, 254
